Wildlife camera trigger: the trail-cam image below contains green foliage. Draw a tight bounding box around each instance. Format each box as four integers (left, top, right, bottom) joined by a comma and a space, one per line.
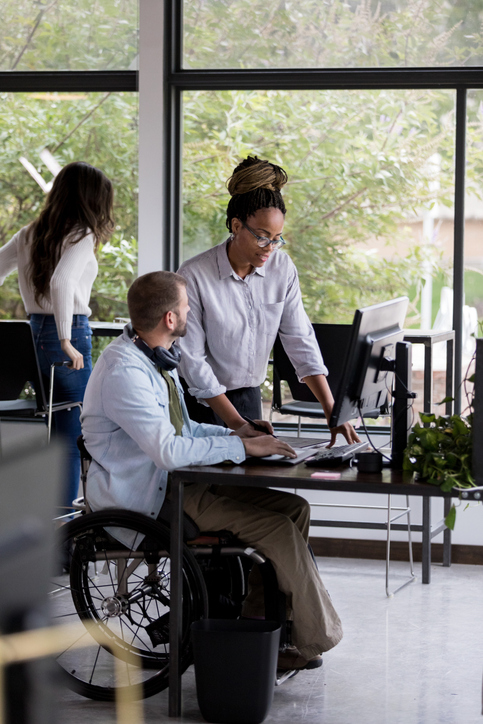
182, 0, 483, 324
183, 86, 457, 322
0, 0, 138, 71
403, 399, 477, 529
2, 0, 483, 332
403, 410, 474, 492
0, 91, 138, 321
184, 0, 483, 70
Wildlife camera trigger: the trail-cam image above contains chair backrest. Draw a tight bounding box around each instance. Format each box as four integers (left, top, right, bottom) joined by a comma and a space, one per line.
273, 323, 352, 404
0, 321, 47, 409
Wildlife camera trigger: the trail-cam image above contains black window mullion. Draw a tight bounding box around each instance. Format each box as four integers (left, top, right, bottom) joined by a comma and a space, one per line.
169, 67, 483, 91
0, 70, 137, 93
163, 0, 183, 271
453, 88, 467, 415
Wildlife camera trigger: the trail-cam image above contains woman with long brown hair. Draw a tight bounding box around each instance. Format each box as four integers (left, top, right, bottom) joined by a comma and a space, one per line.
0, 161, 114, 508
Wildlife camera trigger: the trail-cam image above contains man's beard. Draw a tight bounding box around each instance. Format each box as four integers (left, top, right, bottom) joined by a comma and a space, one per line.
173, 320, 187, 338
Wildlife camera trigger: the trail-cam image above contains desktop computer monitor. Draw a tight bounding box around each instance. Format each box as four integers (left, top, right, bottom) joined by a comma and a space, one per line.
329, 296, 410, 467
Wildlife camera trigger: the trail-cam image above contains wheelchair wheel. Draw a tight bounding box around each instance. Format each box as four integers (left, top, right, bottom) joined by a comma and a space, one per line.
51, 509, 208, 701
194, 552, 246, 619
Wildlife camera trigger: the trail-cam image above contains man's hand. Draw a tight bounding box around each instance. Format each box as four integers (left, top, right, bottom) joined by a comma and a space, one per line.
241, 436, 297, 459
60, 339, 84, 370
328, 421, 361, 447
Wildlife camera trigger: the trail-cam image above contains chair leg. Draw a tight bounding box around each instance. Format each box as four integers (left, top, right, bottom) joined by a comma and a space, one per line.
297, 417, 301, 437
385, 494, 416, 597
48, 364, 56, 443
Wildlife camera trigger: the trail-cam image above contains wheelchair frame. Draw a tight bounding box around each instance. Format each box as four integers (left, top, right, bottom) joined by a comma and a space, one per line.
49, 439, 292, 701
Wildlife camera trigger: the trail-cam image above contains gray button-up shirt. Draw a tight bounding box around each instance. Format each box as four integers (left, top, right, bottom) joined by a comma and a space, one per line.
178, 240, 328, 401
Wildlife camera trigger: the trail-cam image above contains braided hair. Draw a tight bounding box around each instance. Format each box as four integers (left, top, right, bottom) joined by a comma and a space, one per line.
225, 156, 287, 232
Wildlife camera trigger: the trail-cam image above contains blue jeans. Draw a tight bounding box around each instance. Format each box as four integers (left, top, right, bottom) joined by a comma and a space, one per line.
30, 314, 92, 509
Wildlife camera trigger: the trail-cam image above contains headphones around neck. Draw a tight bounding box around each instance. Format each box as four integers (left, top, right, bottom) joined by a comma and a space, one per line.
130, 328, 181, 371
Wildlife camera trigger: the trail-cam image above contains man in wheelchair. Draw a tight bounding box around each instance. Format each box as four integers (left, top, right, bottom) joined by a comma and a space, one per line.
81, 271, 342, 671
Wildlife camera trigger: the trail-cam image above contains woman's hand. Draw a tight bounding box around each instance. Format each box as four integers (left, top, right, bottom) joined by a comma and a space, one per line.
303, 374, 360, 447
241, 436, 297, 459
328, 421, 361, 447
230, 423, 264, 438
230, 419, 274, 438
60, 339, 84, 370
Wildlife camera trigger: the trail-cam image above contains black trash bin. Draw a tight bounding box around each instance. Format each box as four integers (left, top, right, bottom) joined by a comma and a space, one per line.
191, 618, 281, 724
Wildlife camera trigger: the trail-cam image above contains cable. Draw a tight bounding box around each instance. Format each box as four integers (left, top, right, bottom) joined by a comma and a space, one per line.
461, 349, 476, 417
357, 402, 392, 462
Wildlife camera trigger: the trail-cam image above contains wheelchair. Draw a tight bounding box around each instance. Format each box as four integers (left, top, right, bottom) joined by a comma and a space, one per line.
50, 438, 291, 701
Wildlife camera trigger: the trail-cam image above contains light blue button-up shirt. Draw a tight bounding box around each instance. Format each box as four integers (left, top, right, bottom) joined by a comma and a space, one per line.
178, 240, 328, 401
81, 327, 245, 522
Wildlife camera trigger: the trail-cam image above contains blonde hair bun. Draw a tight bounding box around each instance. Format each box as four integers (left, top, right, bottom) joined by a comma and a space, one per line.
227, 156, 288, 197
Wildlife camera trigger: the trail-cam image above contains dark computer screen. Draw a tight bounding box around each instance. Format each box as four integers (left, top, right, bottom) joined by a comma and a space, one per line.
329, 297, 409, 428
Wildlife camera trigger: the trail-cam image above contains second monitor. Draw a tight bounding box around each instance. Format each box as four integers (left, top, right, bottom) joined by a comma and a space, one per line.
329, 296, 412, 468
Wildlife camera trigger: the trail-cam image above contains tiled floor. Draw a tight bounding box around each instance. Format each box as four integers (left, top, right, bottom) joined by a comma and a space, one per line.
56, 557, 483, 724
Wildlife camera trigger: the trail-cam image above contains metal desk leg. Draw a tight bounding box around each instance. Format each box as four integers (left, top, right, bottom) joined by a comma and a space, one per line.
443, 497, 452, 567
424, 343, 433, 414
446, 338, 454, 416
169, 478, 184, 717
422, 496, 431, 584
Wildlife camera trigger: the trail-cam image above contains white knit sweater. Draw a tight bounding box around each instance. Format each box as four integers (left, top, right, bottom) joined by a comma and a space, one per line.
0, 225, 98, 340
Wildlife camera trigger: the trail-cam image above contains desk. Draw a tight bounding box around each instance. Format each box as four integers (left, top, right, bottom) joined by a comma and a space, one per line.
89, 321, 125, 337
403, 329, 455, 415
168, 462, 464, 716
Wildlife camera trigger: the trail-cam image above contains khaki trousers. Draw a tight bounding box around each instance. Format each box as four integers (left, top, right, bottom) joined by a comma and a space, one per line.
182, 483, 343, 659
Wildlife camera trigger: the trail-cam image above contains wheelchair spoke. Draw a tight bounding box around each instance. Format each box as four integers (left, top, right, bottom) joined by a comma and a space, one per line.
54, 621, 99, 661
88, 645, 102, 686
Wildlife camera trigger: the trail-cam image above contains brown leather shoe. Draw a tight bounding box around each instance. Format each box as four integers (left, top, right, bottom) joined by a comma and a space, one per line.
277, 649, 323, 671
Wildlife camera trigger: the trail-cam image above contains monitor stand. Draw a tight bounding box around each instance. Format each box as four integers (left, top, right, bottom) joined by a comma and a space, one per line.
381, 341, 415, 469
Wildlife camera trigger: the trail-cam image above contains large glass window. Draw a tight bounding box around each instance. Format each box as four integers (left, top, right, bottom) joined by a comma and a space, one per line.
0, 91, 138, 321
183, 88, 455, 324
184, 0, 483, 70
1, 0, 138, 71
182, 87, 460, 420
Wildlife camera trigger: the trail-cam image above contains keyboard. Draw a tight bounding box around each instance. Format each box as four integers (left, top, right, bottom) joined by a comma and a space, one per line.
304, 442, 370, 468
249, 439, 331, 465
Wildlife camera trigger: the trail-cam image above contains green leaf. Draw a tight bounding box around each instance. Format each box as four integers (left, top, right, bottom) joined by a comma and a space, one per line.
444, 505, 456, 531
437, 396, 454, 405
420, 413, 436, 424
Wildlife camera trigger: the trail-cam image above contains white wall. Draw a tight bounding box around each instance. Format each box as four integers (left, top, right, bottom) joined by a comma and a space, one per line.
304, 490, 482, 546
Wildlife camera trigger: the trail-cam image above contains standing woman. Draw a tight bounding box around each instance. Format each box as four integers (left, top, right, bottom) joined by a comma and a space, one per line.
178, 155, 358, 446
0, 161, 114, 507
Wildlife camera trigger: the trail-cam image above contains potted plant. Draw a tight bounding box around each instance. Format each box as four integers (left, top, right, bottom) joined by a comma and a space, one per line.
403, 357, 478, 529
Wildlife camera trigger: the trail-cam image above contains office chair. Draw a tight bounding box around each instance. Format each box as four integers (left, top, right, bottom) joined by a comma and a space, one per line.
272, 324, 354, 435
0, 320, 82, 442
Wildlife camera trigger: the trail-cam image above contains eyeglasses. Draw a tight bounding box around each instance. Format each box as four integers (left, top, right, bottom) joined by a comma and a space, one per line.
242, 222, 286, 250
